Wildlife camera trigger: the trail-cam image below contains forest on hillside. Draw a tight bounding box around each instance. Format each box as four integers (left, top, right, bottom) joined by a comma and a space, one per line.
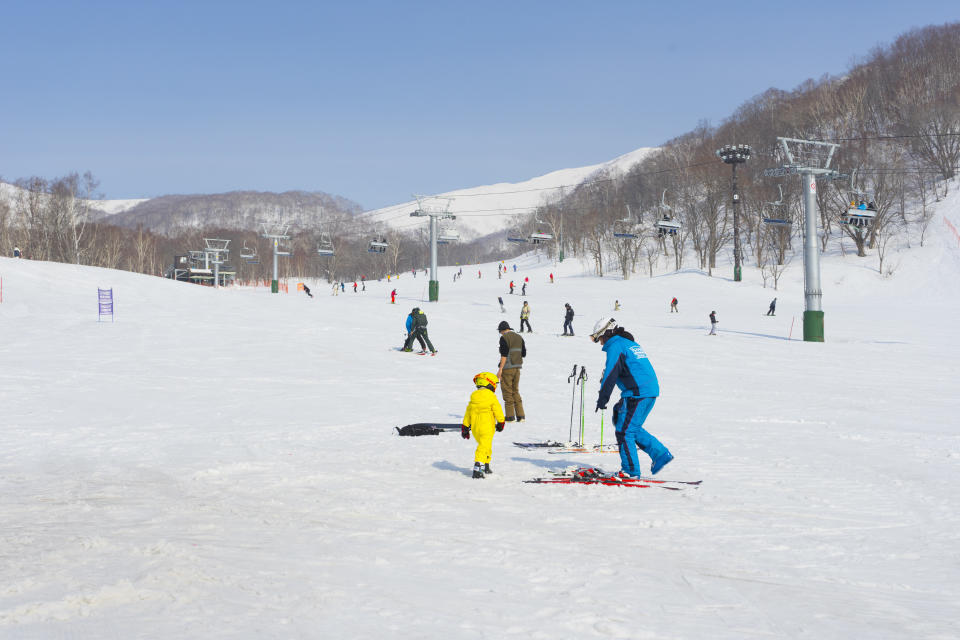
1, 23, 957, 285
525, 23, 959, 284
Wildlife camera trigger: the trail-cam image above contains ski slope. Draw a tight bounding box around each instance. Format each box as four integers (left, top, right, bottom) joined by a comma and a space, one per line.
363, 147, 658, 239
1, 189, 959, 638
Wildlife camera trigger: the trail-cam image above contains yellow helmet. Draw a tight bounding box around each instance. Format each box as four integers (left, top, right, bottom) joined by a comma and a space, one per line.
473, 371, 499, 389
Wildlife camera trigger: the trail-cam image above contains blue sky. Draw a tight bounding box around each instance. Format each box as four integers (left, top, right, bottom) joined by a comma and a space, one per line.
1, 1, 958, 209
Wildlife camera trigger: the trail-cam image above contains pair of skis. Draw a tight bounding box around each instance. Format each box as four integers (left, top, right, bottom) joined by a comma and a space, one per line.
525, 466, 701, 490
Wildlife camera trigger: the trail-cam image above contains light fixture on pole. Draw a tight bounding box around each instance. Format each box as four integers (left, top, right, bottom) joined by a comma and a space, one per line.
716, 144, 751, 282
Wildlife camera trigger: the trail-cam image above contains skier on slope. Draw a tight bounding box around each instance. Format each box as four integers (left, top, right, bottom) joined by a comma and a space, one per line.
496, 321, 526, 423
766, 298, 777, 316
404, 309, 427, 353
591, 318, 674, 477
402, 307, 436, 354
461, 372, 506, 479
519, 301, 532, 333
670, 297, 678, 313
709, 310, 718, 335
562, 303, 575, 336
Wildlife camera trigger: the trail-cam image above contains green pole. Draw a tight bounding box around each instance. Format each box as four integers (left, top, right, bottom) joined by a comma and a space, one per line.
429, 280, 439, 302
803, 310, 825, 342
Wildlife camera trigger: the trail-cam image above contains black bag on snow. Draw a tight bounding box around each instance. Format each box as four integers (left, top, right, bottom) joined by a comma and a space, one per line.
396, 423, 442, 436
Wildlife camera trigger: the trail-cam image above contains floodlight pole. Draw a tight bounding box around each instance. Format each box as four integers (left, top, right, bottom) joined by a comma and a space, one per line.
763, 137, 840, 342
716, 144, 751, 282
411, 196, 455, 302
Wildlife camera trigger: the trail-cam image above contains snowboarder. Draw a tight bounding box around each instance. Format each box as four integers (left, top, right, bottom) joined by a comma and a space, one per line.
402, 307, 436, 354
509, 281, 514, 294
709, 310, 718, 335
496, 321, 526, 423
519, 301, 532, 333
302, 284, 313, 298
767, 298, 777, 316
670, 297, 678, 313
461, 372, 506, 479
562, 303, 575, 336
521, 282, 527, 296
390, 289, 397, 304
404, 309, 427, 352
590, 318, 673, 477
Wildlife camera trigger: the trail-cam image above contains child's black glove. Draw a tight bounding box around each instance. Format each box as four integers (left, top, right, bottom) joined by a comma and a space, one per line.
495, 422, 505, 432
461, 426, 470, 439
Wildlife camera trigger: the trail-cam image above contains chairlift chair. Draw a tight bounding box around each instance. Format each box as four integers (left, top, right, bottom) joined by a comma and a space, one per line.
438, 224, 460, 243
654, 189, 681, 237
317, 232, 335, 257
368, 234, 388, 253
613, 218, 639, 239
842, 192, 877, 228
506, 226, 528, 243
240, 242, 257, 260
762, 185, 791, 228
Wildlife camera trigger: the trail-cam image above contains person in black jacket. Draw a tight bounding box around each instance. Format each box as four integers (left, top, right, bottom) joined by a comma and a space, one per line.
562, 303, 575, 336
766, 298, 777, 316
709, 310, 718, 335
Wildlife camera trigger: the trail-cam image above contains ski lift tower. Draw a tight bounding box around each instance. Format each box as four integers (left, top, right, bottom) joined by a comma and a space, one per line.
763, 137, 841, 342
410, 195, 455, 302
260, 220, 292, 294
203, 238, 230, 288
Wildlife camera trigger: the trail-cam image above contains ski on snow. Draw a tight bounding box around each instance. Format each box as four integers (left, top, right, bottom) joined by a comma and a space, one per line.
525, 466, 701, 489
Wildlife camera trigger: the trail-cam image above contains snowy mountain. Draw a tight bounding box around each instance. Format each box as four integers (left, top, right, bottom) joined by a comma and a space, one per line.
1, 179, 958, 637
363, 146, 658, 239
2, 146, 657, 237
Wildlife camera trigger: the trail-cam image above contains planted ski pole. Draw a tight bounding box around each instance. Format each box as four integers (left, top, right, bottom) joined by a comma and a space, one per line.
568, 364, 579, 442
600, 409, 604, 451
578, 367, 587, 446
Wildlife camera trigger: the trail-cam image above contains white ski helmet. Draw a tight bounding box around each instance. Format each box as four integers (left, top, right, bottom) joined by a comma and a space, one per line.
591, 317, 617, 343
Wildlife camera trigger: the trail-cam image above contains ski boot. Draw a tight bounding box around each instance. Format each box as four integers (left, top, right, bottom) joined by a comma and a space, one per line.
650, 451, 674, 475
472, 463, 485, 479
483, 463, 493, 475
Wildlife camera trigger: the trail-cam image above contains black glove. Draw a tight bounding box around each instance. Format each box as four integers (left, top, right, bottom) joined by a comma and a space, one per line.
461, 426, 470, 439
596, 402, 606, 413
495, 422, 505, 432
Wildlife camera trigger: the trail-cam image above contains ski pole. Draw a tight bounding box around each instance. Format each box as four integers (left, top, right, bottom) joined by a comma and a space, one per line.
600, 409, 604, 452
578, 367, 587, 446
568, 364, 579, 443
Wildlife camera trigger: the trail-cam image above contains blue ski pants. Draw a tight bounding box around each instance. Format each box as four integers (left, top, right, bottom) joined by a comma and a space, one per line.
613, 397, 669, 476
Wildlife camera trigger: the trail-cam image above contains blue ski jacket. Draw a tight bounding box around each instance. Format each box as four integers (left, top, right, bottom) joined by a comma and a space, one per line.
597, 334, 660, 409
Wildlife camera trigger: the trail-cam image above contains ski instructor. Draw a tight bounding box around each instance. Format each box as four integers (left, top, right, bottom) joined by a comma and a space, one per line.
591, 318, 673, 477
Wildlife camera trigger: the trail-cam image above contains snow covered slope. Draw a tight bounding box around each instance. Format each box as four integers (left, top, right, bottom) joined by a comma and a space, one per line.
1, 185, 959, 638
364, 147, 658, 239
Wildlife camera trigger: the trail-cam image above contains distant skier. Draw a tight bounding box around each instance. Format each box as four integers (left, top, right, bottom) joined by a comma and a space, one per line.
709, 310, 718, 335
340, 282, 345, 293
509, 281, 514, 294
498, 296, 506, 313
461, 372, 506, 479
549, 273, 554, 284
302, 284, 313, 298
767, 298, 777, 316
562, 303, 575, 336
478, 270, 482, 279
520, 301, 532, 333
497, 321, 526, 423
390, 289, 397, 304
670, 297, 678, 313
512, 264, 517, 272
353, 282, 358, 293
332, 283, 339, 296
614, 300, 621, 311
591, 318, 673, 477
13, 246, 21, 258
521, 282, 527, 296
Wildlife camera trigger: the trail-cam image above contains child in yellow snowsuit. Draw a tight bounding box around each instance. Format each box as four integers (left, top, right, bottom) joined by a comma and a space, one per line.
461, 372, 506, 479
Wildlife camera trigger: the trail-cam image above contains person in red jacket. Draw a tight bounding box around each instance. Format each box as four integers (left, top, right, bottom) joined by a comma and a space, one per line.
390, 289, 397, 304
